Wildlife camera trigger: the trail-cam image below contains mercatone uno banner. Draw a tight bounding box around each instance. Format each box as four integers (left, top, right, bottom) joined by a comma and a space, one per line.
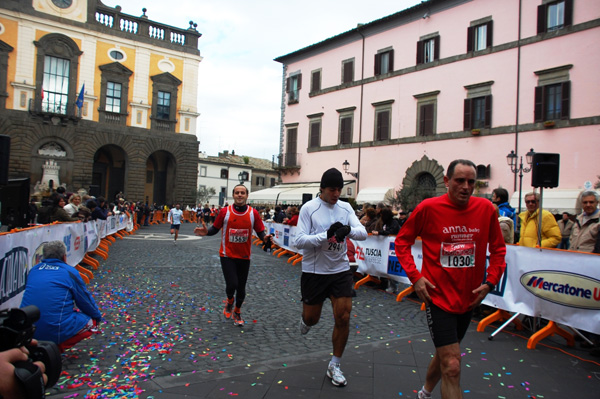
0, 214, 131, 310
264, 223, 600, 334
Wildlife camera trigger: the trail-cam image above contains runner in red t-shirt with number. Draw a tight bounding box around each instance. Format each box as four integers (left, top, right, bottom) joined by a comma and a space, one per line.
395, 159, 506, 399
194, 184, 272, 326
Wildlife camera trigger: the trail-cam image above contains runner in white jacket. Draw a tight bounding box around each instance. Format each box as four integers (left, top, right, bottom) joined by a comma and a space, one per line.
293, 168, 367, 387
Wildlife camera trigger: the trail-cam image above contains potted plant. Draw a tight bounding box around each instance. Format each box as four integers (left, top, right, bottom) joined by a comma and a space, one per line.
543, 120, 555, 128
471, 128, 481, 135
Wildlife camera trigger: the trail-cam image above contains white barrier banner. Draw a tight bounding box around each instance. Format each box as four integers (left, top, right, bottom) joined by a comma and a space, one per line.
265, 222, 301, 254
350, 235, 600, 334
0, 214, 131, 310
483, 245, 600, 334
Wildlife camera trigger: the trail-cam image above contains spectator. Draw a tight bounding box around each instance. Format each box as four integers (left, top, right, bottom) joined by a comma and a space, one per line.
557, 212, 575, 250
569, 191, 600, 253
518, 192, 560, 248
273, 206, 285, 223
76, 206, 92, 222
398, 211, 408, 228
28, 197, 38, 225
364, 208, 378, 233
372, 207, 400, 236
20, 241, 102, 352
491, 187, 517, 226
36, 196, 53, 224
283, 206, 299, 226
49, 193, 79, 223
91, 196, 112, 220
63, 194, 82, 217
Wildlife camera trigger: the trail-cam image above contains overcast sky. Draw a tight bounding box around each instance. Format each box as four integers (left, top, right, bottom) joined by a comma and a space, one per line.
101, 0, 422, 160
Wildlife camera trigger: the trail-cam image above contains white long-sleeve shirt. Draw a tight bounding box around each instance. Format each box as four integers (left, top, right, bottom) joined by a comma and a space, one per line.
294, 196, 367, 274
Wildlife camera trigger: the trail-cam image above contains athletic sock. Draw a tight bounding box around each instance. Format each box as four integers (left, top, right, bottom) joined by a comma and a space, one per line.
330, 356, 341, 366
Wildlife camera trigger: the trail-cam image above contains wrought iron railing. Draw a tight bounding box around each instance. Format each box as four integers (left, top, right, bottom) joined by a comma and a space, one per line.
274, 153, 301, 169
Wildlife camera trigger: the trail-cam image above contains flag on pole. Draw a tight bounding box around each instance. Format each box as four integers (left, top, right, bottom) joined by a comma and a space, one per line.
76, 83, 85, 109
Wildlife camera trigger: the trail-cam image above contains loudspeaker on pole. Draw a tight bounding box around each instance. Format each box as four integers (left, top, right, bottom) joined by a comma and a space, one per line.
531, 153, 560, 188
0, 135, 10, 186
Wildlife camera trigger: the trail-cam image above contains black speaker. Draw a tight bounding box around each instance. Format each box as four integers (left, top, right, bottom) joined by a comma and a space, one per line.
89, 185, 100, 197
0, 135, 10, 186
0, 178, 30, 229
302, 193, 312, 205
531, 153, 560, 188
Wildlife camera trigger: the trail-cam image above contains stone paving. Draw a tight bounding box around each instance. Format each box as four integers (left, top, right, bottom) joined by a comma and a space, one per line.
46, 222, 429, 398
42, 222, 600, 398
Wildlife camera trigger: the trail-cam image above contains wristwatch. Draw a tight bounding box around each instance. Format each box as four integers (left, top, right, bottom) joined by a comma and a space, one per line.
484, 281, 495, 291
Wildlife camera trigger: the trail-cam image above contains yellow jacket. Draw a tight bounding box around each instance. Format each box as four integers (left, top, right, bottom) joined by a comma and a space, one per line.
518, 209, 561, 248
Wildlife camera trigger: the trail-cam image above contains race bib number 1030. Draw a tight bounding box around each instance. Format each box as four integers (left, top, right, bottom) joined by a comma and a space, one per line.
440, 242, 475, 268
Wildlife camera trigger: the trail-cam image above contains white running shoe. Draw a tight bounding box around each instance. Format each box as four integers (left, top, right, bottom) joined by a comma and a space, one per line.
299, 318, 311, 335
418, 388, 432, 399
327, 362, 347, 387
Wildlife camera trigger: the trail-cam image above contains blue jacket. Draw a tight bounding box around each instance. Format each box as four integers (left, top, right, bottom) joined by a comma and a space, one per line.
21, 258, 102, 344
497, 202, 517, 227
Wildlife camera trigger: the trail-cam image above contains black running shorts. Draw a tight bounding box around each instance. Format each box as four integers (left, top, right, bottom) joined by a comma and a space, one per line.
426, 303, 472, 348
301, 270, 354, 305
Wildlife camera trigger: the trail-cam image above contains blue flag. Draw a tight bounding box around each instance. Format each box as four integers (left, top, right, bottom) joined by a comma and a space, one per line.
76, 83, 85, 109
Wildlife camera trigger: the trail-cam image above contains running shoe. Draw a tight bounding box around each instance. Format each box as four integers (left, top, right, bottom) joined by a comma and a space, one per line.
327, 362, 347, 387
223, 302, 233, 319
417, 388, 432, 399
299, 318, 311, 335
233, 311, 244, 326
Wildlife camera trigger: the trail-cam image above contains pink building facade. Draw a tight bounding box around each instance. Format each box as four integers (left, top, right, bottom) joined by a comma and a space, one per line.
273, 0, 600, 213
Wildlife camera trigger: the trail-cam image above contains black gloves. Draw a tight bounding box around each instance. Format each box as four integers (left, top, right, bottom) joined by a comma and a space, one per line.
334, 225, 351, 243
262, 236, 272, 252
327, 222, 344, 238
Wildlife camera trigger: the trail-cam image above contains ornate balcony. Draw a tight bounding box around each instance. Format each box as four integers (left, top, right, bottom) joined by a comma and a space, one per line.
94, 3, 201, 53
274, 153, 301, 174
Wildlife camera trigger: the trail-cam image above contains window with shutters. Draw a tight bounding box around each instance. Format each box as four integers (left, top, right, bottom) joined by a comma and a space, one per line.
372, 101, 393, 141
285, 126, 298, 167
308, 117, 321, 148
200, 166, 207, 177
419, 103, 435, 136
414, 91, 439, 137
342, 58, 354, 84
220, 169, 229, 179
339, 115, 353, 145
538, 0, 572, 34
535, 83, 570, 121
417, 35, 440, 65
464, 96, 492, 130
374, 48, 394, 76
467, 19, 493, 52
310, 69, 321, 93
463, 82, 493, 131
256, 176, 265, 187
286, 73, 301, 104
534, 65, 571, 122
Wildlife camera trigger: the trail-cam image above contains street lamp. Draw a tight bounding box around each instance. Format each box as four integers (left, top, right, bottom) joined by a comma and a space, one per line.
238, 171, 248, 183
342, 160, 358, 179
506, 148, 535, 214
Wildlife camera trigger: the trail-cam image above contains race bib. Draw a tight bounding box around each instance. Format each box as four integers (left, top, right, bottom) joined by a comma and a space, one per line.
323, 238, 344, 253
229, 229, 249, 243
440, 242, 475, 268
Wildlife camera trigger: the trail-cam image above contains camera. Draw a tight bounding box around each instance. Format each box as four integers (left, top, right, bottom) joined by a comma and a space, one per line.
0, 305, 62, 398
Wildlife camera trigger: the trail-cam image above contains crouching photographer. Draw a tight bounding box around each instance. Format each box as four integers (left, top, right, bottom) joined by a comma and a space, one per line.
0, 306, 61, 399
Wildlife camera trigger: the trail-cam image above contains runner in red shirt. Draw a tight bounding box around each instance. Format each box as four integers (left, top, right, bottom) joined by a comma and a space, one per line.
395, 159, 506, 399
194, 184, 271, 326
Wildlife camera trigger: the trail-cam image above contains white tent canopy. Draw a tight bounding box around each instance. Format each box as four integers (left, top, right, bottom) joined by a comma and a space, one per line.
248, 182, 354, 206
509, 189, 595, 215
355, 187, 394, 205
